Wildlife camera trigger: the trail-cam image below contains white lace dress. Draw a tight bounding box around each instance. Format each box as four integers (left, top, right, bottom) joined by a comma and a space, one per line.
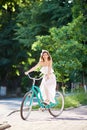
40, 66, 56, 103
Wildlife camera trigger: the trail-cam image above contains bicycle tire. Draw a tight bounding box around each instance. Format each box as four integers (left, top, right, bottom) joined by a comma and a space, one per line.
20, 91, 33, 120
48, 91, 64, 117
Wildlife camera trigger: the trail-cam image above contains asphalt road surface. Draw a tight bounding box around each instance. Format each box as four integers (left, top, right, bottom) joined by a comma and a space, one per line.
0, 98, 87, 130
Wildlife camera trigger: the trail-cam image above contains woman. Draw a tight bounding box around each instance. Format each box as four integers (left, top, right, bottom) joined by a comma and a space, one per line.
25, 50, 56, 104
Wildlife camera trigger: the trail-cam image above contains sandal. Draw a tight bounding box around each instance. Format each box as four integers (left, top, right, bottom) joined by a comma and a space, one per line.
43, 99, 50, 105
39, 107, 46, 111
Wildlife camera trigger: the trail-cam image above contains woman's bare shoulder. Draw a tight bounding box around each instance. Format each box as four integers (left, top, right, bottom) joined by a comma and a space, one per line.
38, 61, 43, 66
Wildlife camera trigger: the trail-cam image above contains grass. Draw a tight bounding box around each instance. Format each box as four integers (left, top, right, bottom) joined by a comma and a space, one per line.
32, 91, 87, 110
32, 105, 39, 110
64, 91, 87, 109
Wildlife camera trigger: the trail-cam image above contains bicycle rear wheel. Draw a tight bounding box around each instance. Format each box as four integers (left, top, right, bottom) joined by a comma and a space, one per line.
48, 91, 64, 117
20, 91, 33, 120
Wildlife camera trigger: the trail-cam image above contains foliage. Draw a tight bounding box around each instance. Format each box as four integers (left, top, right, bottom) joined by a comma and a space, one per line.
64, 91, 87, 108
0, 0, 87, 94
21, 75, 32, 93
32, 91, 87, 110
16, 0, 72, 47
0, 0, 28, 88
32, 15, 87, 84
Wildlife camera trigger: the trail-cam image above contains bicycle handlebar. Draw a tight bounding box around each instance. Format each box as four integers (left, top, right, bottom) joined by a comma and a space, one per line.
27, 73, 43, 80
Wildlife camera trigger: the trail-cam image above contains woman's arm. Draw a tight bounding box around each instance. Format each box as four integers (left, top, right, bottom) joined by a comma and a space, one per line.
25, 61, 41, 75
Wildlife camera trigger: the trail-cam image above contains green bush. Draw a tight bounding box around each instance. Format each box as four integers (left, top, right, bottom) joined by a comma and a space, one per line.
64, 92, 87, 109
21, 76, 32, 93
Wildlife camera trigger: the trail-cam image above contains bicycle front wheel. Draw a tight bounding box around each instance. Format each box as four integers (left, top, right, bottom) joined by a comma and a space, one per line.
48, 91, 64, 117
20, 91, 33, 120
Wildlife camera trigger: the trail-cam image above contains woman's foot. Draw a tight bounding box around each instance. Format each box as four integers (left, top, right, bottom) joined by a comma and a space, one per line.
44, 99, 50, 105
39, 107, 45, 112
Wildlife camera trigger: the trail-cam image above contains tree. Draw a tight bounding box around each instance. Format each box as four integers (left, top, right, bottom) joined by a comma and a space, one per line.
32, 15, 87, 86
0, 0, 28, 92
72, 0, 87, 85
16, 0, 72, 47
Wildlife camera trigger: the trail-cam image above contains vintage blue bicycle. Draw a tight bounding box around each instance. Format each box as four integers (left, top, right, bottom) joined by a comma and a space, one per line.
20, 73, 64, 120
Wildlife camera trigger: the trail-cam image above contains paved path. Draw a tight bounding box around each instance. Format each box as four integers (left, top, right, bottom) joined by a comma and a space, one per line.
0, 98, 87, 130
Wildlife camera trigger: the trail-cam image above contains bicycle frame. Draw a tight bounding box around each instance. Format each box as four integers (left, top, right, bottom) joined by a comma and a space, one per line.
27, 74, 57, 109
30, 85, 58, 109
20, 74, 64, 120
28, 74, 61, 109
30, 85, 57, 109
27, 74, 46, 108
30, 85, 44, 107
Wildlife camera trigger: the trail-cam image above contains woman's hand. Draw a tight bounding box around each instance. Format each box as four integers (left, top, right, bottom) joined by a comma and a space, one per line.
25, 71, 29, 75
45, 74, 50, 80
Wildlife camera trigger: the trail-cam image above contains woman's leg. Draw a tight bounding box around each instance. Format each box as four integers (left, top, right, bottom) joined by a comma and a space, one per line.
44, 74, 56, 104
44, 85, 50, 104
